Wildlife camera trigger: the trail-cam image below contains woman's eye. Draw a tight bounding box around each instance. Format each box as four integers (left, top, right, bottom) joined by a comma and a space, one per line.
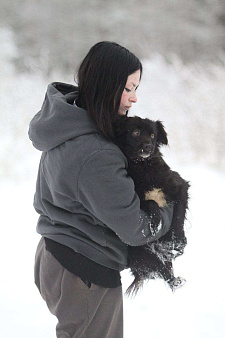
132, 130, 140, 137
125, 87, 131, 93
151, 134, 155, 138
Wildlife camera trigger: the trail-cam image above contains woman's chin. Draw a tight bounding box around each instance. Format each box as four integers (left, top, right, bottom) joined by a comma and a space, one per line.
118, 109, 128, 116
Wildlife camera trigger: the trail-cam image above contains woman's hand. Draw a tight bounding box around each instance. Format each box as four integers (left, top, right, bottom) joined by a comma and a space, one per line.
145, 189, 167, 207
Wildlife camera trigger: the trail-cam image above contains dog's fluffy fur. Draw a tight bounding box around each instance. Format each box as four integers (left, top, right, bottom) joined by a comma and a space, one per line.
113, 115, 190, 296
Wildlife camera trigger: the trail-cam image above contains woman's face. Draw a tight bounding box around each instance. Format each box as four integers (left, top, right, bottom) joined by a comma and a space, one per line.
118, 69, 141, 115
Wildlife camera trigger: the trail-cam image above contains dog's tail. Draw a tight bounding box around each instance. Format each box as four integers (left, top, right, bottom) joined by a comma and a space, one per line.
125, 278, 144, 297
126, 273, 186, 297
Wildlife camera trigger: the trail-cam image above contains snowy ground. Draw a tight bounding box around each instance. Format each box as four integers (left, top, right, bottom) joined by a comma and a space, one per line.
0, 161, 225, 338
1, 27, 225, 337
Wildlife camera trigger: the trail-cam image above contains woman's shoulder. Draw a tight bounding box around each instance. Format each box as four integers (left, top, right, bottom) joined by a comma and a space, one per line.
63, 131, 128, 168
95, 133, 123, 154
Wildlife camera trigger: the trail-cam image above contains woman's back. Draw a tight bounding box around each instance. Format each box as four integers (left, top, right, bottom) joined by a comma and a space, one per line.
30, 42, 174, 338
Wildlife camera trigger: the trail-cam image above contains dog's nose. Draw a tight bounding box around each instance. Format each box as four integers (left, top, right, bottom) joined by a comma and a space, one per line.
143, 143, 151, 152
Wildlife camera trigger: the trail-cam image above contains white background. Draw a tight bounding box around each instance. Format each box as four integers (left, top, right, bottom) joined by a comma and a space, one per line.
0, 26, 225, 337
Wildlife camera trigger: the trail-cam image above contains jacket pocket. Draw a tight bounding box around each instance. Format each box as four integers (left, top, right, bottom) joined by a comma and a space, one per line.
39, 249, 64, 301
78, 277, 92, 289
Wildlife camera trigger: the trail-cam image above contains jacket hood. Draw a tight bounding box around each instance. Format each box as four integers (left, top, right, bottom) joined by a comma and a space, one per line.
28, 82, 98, 151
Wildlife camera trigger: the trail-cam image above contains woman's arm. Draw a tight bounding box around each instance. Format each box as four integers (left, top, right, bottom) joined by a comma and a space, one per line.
78, 149, 173, 246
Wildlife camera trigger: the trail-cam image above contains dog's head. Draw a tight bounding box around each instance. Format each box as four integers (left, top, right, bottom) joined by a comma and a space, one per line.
114, 115, 168, 161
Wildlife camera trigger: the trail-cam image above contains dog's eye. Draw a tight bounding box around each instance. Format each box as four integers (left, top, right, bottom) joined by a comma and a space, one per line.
151, 134, 155, 139
132, 130, 140, 137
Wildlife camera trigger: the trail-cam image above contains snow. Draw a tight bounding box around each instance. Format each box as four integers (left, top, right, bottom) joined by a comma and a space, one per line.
1, 27, 225, 337
122, 165, 225, 338
0, 165, 224, 337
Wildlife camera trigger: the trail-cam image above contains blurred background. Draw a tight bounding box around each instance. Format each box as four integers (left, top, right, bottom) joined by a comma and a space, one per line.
0, 1, 225, 337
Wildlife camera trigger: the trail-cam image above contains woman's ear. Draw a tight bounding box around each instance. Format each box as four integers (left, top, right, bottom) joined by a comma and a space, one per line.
156, 120, 168, 146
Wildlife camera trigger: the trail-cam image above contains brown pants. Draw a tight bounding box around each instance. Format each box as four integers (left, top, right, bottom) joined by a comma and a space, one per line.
34, 237, 123, 338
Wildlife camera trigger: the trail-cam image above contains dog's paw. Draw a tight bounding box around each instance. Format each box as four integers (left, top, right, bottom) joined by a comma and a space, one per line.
145, 189, 168, 207
168, 276, 186, 291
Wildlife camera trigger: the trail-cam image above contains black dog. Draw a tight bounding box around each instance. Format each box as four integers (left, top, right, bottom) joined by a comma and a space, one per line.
113, 115, 190, 296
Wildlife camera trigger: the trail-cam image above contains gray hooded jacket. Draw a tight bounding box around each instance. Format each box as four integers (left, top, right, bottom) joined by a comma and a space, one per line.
29, 82, 173, 271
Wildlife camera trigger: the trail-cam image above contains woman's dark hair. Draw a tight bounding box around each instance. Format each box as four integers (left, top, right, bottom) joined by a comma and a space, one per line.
75, 41, 142, 141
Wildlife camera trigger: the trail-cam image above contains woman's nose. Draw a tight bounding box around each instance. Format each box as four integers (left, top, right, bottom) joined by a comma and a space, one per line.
130, 91, 137, 103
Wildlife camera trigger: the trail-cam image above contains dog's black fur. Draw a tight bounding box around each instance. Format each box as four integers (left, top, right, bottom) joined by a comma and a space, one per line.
113, 115, 190, 295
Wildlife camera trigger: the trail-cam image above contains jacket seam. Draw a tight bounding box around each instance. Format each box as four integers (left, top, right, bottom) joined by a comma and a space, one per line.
95, 133, 104, 150
41, 152, 47, 173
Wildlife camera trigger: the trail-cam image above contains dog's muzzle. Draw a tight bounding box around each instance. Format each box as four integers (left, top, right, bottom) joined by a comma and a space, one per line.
138, 143, 152, 158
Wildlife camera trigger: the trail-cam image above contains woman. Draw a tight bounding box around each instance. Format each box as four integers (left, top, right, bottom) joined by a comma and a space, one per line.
29, 41, 173, 338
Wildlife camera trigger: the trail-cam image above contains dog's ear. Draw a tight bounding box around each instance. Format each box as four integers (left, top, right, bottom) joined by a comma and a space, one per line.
113, 115, 130, 137
156, 120, 168, 146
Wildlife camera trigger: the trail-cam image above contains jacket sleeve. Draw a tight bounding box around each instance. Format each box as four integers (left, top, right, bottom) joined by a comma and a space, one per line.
77, 149, 173, 246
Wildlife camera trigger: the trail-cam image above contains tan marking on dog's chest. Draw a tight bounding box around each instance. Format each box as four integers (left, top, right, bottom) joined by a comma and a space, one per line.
145, 188, 168, 207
